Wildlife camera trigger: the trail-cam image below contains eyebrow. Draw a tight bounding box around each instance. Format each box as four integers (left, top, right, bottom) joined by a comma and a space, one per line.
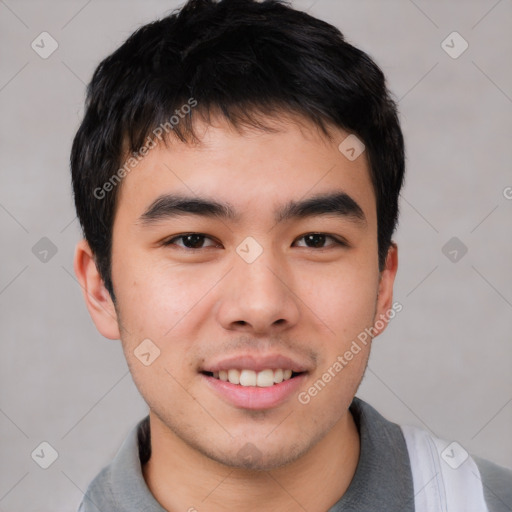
138, 191, 366, 227
277, 192, 366, 225
138, 196, 236, 224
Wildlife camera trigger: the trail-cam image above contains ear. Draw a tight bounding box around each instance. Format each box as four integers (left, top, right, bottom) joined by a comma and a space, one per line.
372, 242, 399, 337
73, 239, 121, 340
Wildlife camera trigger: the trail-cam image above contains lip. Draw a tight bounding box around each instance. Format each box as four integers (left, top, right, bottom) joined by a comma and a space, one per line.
200, 353, 310, 373
202, 372, 308, 410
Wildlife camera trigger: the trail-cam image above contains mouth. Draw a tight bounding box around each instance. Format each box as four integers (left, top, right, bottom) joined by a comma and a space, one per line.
200, 368, 309, 410
201, 369, 305, 387
199, 353, 311, 409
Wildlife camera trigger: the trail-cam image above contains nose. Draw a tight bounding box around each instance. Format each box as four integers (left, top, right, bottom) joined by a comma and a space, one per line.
216, 252, 301, 335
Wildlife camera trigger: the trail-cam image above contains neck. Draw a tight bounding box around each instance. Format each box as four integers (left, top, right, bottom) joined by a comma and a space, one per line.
142, 409, 360, 512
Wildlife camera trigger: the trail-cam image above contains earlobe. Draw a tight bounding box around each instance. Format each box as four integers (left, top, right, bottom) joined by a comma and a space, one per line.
73, 239, 121, 340
373, 242, 399, 337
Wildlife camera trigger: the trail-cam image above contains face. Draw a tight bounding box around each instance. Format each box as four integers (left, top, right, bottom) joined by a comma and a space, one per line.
82, 114, 397, 471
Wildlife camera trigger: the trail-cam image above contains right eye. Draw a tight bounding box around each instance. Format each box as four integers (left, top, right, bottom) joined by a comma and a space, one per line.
162, 233, 221, 250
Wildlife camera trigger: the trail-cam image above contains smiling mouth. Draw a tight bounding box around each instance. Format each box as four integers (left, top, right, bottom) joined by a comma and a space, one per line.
201, 369, 305, 387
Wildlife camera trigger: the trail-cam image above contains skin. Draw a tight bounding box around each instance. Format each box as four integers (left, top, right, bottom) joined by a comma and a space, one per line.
74, 113, 398, 512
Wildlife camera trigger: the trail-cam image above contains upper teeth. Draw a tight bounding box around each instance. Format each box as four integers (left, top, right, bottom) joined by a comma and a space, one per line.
213, 369, 293, 387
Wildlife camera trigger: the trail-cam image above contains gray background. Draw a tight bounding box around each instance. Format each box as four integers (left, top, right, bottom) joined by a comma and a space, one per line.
1, 0, 511, 510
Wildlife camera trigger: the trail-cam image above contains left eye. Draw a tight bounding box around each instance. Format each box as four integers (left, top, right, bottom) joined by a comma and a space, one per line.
164, 234, 219, 249
293, 233, 344, 249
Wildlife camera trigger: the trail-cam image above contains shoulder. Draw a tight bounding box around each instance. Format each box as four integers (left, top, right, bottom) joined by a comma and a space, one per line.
400, 423, 511, 512
77, 416, 164, 512
78, 464, 117, 511
474, 456, 512, 512
77, 417, 149, 511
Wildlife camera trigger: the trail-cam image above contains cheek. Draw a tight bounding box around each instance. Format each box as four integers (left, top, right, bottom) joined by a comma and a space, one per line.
112, 250, 214, 340
112, 257, 232, 394
297, 258, 379, 341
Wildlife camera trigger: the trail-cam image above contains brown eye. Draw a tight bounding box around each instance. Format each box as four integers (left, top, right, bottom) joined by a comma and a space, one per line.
182, 234, 206, 248
164, 234, 219, 249
304, 234, 326, 248
294, 233, 345, 249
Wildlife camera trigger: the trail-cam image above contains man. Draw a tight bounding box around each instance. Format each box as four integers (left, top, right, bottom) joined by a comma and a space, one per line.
71, 0, 511, 510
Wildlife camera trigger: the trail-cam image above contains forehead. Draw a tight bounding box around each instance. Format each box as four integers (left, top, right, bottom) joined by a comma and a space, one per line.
114, 115, 376, 227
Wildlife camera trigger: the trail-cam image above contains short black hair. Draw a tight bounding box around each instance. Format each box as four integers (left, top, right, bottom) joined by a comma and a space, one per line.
71, 0, 405, 300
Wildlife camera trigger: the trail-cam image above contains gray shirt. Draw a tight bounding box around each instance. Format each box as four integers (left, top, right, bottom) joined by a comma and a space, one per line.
78, 398, 512, 511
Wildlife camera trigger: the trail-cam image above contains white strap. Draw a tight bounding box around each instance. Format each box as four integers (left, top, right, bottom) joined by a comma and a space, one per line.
401, 425, 489, 512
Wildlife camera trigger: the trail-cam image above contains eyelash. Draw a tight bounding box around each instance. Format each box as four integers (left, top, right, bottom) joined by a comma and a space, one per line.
162, 233, 348, 250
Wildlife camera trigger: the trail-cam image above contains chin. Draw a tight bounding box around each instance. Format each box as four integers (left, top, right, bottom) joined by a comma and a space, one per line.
205, 441, 306, 472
